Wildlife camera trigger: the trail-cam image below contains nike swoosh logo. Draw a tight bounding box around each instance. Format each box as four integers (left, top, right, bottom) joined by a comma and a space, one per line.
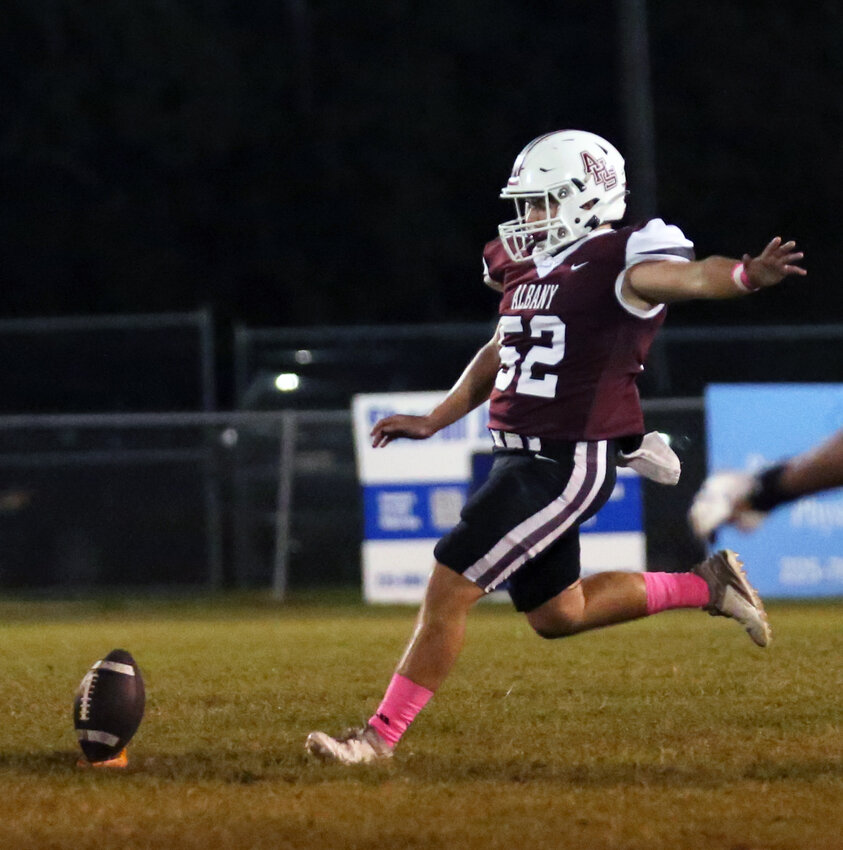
538, 167, 555, 172
571, 262, 589, 271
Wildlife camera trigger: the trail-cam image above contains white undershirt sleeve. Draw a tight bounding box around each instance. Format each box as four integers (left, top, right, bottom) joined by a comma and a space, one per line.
615, 218, 695, 317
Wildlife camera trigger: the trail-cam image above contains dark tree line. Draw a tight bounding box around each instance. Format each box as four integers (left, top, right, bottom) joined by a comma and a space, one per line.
1, 1, 840, 327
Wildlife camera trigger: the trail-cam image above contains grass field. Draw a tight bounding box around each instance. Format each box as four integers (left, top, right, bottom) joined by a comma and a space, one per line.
0, 592, 840, 850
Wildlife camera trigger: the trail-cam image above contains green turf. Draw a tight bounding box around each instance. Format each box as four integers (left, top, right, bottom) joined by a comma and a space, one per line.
0, 594, 840, 849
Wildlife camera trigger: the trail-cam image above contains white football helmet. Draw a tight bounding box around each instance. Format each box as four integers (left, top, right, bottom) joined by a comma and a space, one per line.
498, 130, 628, 261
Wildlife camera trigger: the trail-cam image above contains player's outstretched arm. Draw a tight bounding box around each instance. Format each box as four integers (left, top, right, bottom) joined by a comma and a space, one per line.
625, 236, 806, 306
371, 335, 501, 448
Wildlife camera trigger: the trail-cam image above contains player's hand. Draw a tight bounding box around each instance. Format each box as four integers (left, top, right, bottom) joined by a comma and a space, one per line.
744, 237, 806, 290
371, 414, 436, 448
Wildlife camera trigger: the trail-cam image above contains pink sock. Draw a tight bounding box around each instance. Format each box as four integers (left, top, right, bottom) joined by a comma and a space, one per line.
368, 674, 434, 748
642, 571, 710, 615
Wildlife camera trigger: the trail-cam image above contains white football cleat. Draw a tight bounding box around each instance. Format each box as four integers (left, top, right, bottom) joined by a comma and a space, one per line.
305, 725, 392, 765
692, 549, 771, 647
688, 471, 767, 539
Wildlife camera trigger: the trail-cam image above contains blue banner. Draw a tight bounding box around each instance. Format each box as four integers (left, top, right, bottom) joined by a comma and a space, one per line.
706, 384, 843, 597
363, 483, 469, 540
363, 469, 642, 540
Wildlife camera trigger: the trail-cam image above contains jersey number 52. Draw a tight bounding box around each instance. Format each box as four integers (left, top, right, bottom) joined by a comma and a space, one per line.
495, 315, 566, 398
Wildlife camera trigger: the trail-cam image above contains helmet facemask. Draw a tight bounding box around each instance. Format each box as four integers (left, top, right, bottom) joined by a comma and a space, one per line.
498, 182, 603, 262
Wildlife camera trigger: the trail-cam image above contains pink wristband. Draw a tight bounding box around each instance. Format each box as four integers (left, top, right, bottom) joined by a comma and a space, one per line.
731, 262, 759, 292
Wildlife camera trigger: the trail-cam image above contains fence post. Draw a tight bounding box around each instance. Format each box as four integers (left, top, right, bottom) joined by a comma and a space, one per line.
272, 411, 297, 600
203, 429, 225, 591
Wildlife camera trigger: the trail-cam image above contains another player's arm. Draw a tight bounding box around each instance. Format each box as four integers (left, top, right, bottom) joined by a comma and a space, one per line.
623, 236, 806, 307
776, 429, 843, 499
694, 429, 843, 533
371, 334, 501, 448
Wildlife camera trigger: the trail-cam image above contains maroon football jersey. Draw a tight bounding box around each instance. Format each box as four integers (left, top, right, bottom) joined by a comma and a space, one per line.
483, 219, 694, 441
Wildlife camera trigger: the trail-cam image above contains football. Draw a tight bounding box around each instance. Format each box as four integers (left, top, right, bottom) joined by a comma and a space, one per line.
73, 648, 145, 764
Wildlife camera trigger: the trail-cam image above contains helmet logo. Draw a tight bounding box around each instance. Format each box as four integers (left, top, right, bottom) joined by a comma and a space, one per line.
581, 150, 618, 190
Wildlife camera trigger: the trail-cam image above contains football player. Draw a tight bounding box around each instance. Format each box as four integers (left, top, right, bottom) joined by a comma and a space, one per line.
306, 130, 806, 764
690, 429, 843, 538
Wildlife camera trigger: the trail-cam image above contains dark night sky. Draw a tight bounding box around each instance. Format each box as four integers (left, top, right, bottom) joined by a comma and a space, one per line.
1, 0, 841, 330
